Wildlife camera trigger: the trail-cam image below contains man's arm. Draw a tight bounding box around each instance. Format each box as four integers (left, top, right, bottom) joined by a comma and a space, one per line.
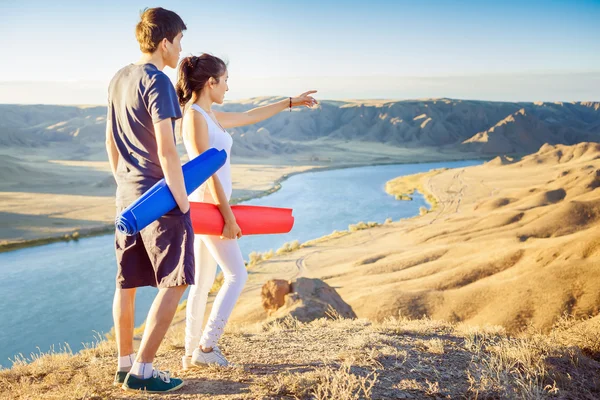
105, 120, 119, 181
154, 118, 189, 214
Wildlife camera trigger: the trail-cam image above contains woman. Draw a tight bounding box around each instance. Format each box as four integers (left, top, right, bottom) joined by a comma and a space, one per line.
176, 53, 317, 368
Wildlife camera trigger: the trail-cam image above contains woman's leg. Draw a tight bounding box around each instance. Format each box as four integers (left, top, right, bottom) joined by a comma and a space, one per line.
198, 236, 248, 350
184, 236, 218, 356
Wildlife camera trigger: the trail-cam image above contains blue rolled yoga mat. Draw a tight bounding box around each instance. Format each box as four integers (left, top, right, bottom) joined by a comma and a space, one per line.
116, 148, 227, 236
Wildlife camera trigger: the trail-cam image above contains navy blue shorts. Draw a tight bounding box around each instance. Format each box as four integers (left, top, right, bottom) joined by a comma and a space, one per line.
115, 208, 195, 289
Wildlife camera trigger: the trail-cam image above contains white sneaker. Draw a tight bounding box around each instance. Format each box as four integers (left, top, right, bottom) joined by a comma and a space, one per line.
182, 346, 223, 370
191, 346, 229, 367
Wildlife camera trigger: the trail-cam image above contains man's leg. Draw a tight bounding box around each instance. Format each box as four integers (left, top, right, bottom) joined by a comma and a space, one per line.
125, 210, 194, 391
113, 287, 136, 357
114, 225, 154, 384
111, 287, 137, 386
136, 285, 187, 363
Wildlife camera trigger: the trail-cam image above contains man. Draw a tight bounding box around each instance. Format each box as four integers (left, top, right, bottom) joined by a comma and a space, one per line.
105, 7, 193, 393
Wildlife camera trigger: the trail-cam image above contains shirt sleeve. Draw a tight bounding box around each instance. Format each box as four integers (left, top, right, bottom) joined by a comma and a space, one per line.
146, 73, 182, 124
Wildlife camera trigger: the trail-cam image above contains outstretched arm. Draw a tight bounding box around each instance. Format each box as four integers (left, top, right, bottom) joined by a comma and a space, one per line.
214, 90, 318, 129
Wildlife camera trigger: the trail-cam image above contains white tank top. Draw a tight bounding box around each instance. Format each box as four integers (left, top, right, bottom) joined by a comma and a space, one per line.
183, 104, 233, 202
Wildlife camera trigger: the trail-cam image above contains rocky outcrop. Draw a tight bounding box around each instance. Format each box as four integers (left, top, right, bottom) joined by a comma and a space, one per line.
262, 277, 357, 323
261, 279, 291, 315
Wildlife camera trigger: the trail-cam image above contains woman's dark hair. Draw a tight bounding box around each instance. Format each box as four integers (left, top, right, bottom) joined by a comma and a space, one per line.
135, 7, 186, 54
176, 54, 228, 107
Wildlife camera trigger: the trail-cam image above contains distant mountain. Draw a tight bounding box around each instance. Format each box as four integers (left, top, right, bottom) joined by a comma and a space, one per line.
0, 105, 106, 147
1, 99, 598, 158
462, 102, 600, 154
229, 127, 304, 157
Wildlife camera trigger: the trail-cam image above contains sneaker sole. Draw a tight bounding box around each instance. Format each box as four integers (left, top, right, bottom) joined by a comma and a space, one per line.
192, 358, 230, 368
121, 380, 185, 393
191, 360, 210, 368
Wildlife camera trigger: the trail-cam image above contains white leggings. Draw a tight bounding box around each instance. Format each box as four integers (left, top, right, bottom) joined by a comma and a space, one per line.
184, 234, 247, 354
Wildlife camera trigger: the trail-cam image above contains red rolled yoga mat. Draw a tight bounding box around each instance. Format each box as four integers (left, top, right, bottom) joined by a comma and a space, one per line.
190, 202, 294, 236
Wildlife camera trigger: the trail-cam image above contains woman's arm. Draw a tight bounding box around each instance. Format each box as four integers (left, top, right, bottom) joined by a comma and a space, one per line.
185, 112, 241, 238
214, 90, 318, 129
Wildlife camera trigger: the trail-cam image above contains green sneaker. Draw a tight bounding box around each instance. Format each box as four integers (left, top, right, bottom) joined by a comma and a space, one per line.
113, 371, 128, 386
122, 369, 184, 393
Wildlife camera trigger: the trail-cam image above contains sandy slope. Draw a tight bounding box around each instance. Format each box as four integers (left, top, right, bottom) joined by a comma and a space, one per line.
220, 143, 600, 334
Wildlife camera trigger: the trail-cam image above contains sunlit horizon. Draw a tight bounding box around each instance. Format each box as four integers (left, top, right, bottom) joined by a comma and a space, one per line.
1, 71, 598, 106
2, 0, 599, 104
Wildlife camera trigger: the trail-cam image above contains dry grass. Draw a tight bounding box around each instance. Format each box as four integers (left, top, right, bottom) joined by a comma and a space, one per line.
276, 240, 301, 255
257, 362, 377, 399
348, 221, 380, 232
2, 315, 599, 399
549, 314, 600, 359
246, 249, 275, 269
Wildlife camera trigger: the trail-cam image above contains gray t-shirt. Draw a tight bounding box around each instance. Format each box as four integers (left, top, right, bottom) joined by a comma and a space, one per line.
107, 63, 182, 208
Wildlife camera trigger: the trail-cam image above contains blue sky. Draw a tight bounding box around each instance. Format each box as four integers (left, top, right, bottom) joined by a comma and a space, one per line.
1, 0, 599, 103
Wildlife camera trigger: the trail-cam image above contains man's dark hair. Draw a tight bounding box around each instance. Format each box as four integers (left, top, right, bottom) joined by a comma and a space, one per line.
135, 7, 186, 54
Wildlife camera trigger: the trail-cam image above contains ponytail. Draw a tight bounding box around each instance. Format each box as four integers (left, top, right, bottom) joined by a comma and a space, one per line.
176, 56, 195, 107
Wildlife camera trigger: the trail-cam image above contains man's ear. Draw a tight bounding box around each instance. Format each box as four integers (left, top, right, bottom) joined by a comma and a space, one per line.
160, 37, 169, 52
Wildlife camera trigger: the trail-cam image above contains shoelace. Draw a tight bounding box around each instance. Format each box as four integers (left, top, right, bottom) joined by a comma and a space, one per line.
152, 369, 171, 383
212, 349, 227, 364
